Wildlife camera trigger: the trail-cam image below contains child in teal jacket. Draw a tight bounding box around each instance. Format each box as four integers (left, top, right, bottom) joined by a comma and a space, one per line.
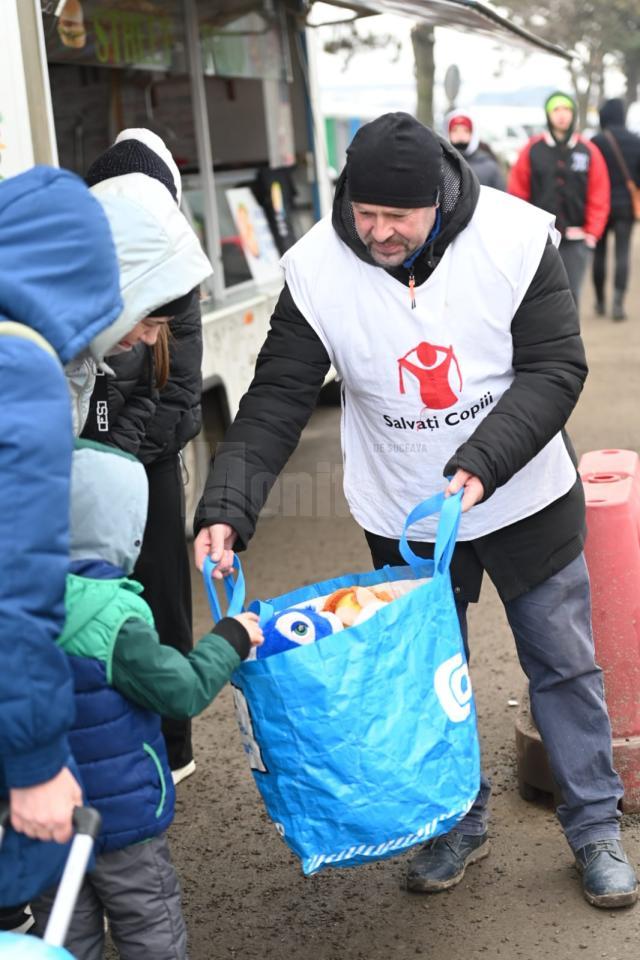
31, 439, 262, 960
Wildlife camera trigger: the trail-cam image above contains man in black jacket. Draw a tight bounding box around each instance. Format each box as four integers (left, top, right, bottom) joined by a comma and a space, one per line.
591, 98, 640, 320
194, 113, 636, 908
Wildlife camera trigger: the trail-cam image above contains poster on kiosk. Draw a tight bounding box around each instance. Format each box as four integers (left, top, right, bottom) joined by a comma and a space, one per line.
226, 186, 282, 285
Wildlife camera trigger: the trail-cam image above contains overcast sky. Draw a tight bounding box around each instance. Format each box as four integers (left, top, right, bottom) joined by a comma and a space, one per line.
309, 6, 625, 127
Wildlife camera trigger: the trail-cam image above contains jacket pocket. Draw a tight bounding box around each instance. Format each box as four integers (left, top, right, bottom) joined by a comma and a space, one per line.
143, 742, 167, 818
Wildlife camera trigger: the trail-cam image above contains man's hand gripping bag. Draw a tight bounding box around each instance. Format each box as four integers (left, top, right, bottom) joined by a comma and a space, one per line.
203, 491, 480, 876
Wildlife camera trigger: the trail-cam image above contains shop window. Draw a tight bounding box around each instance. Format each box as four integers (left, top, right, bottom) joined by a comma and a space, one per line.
43, 2, 214, 290
43, 1, 301, 302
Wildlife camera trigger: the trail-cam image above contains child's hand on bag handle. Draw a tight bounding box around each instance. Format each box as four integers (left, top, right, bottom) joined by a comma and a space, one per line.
445, 469, 485, 512
234, 612, 264, 652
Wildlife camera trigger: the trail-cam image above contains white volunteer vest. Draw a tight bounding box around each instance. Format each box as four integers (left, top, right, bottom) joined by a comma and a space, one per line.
282, 187, 577, 541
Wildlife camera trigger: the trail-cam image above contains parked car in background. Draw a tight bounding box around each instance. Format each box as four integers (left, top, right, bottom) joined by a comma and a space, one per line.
482, 122, 533, 168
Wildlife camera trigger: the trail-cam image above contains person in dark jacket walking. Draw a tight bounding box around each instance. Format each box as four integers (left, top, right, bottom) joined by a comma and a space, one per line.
193, 112, 637, 909
83, 129, 205, 785
31, 441, 262, 960
508, 91, 610, 308
591, 98, 640, 320
446, 110, 505, 189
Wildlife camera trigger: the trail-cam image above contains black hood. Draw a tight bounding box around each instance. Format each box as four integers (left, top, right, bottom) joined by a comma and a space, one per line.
331, 134, 480, 287
600, 98, 626, 130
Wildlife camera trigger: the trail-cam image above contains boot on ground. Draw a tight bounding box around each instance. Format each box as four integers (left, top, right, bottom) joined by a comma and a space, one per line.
575, 839, 638, 908
612, 289, 627, 321
406, 830, 489, 892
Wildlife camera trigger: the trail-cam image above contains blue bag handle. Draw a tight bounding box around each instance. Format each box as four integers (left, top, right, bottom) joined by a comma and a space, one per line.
399, 489, 463, 576
202, 555, 246, 623
248, 599, 276, 627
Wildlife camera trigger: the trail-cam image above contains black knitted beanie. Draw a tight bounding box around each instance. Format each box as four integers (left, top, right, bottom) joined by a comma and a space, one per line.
346, 112, 442, 208
85, 139, 178, 202
87, 135, 195, 317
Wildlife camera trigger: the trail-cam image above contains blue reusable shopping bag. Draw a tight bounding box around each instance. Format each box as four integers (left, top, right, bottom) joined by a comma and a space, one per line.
0, 934, 73, 958
203, 490, 480, 876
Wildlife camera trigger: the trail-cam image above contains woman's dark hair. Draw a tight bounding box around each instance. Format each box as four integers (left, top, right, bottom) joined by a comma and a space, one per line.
153, 324, 171, 389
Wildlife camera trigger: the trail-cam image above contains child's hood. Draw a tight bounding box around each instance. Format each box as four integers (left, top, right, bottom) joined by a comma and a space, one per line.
70, 440, 148, 575
62, 575, 140, 643
0, 166, 123, 363
88, 173, 213, 360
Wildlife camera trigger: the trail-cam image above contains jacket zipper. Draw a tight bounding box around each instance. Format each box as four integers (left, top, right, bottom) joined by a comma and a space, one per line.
408, 269, 416, 309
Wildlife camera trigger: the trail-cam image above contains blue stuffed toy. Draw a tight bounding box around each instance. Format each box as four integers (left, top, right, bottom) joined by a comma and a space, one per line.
257, 606, 342, 659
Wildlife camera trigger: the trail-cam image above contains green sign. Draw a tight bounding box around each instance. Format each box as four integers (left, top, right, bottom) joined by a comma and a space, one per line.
43, 1, 284, 79
93, 11, 173, 67
42, 1, 179, 71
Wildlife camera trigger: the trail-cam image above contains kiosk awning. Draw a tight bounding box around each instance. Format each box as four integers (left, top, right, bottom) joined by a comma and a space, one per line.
315, 0, 571, 60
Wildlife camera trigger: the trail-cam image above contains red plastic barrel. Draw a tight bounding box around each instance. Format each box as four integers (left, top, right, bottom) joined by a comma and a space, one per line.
580, 450, 640, 743
515, 449, 640, 811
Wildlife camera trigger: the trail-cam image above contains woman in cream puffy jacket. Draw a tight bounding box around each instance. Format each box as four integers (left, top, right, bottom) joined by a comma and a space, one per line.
66, 171, 212, 434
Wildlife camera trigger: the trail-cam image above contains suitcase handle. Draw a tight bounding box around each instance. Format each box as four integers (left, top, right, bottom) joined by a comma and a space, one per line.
45, 806, 102, 947
71, 806, 101, 839
0, 800, 101, 947
0, 801, 100, 842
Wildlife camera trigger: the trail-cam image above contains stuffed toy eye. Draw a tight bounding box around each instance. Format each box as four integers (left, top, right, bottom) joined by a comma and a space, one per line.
258, 606, 343, 659
277, 612, 316, 645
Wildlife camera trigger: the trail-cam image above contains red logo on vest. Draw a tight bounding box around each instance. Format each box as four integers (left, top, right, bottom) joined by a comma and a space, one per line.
398, 341, 463, 409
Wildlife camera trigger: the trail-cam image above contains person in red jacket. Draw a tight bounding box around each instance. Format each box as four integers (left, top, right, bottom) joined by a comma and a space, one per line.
508, 92, 610, 309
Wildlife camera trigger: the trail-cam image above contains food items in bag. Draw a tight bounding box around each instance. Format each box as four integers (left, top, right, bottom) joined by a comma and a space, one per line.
323, 585, 393, 627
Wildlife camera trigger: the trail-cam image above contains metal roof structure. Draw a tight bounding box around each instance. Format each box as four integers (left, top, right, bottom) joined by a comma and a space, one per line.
312, 0, 571, 60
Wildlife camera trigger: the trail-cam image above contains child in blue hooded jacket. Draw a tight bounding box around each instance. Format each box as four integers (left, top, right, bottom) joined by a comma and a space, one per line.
30, 440, 262, 960
0, 166, 123, 910
0, 160, 212, 916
